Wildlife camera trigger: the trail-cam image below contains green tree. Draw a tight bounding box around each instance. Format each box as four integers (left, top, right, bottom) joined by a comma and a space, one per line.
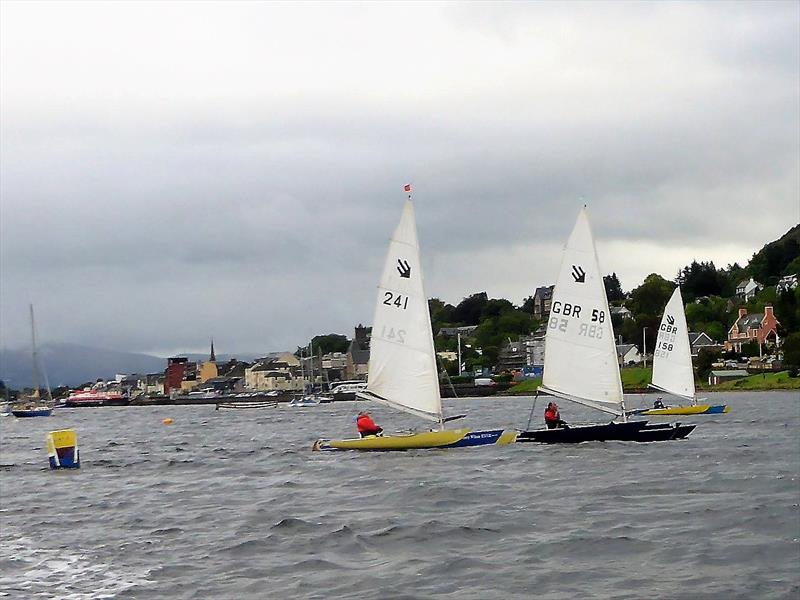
627, 274, 674, 317
696, 347, 721, 380
739, 340, 759, 357
309, 333, 350, 355
678, 261, 725, 302
520, 296, 535, 313
746, 224, 800, 286
720, 263, 746, 297
782, 332, 800, 376
783, 256, 800, 276
481, 298, 515, 319
604, 273, 625, 302
429, 298, 456, 330
775, 286, 799, 334
704, 321, 726, 343
452, 292, 488, 325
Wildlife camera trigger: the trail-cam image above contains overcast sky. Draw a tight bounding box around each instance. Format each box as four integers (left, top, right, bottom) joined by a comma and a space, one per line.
1, 1, 798, 356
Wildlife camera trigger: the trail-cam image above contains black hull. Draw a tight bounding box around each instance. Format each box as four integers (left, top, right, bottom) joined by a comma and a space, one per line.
516, 420, 695, 444
104, 398, 130, 407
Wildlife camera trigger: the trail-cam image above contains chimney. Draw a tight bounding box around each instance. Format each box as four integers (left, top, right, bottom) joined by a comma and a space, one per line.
764, 306, 774, 319
738, 308, 748, 319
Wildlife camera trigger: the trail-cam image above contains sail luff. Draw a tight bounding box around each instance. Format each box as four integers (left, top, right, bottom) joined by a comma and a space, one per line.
587, 216, 626, 418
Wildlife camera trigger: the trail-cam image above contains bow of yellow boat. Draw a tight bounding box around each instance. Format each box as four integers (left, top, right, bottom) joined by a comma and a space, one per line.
641, 404, 730, 416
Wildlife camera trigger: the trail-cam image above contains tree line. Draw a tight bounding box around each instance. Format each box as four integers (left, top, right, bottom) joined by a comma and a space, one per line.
301, 224, 800, 373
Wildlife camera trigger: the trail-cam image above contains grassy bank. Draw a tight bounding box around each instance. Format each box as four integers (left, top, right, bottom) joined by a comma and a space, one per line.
706, 370, 800, 391
501, 368, 799, 395
504, 378, 542, 395
503, 369, 653, 395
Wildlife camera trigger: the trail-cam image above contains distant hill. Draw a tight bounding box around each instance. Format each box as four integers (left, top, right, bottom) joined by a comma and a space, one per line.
747, 223, 800, 286
0, 343, 260, 389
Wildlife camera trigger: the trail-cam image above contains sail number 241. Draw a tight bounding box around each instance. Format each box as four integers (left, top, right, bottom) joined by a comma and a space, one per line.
383, 291, 409, 310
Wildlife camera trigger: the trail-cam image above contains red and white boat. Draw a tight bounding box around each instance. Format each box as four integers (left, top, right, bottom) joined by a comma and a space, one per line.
65, 385, 127, 407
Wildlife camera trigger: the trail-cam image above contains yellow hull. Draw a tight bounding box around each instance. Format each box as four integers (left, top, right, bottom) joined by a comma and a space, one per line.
313, 428, 517, 451
640, 404, 730, 416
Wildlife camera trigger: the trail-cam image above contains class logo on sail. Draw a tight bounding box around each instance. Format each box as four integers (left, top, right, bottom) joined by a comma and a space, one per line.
571, 265, 586, 283
397, 259, 411, 278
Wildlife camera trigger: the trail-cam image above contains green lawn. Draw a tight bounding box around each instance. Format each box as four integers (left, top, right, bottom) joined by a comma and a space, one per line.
504, 369, 652, 395
709, 370, 800, 391
504, 378, 541, 395
619, 367, 652, 390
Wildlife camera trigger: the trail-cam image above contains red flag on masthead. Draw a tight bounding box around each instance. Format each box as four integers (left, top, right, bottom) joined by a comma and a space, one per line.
403, 184, 412, 193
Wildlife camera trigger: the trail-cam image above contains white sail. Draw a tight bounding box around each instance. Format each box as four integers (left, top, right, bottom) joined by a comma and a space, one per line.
540, 208, 624, 417
651, 287, 695, 402
362, 199, 443, 423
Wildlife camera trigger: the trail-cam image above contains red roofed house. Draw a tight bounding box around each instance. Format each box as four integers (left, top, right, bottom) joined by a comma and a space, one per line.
725, 306, 780, 353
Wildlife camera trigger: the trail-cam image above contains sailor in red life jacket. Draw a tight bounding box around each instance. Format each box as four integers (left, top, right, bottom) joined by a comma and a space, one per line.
356, 411, 383, 437
544, 402, 568, 429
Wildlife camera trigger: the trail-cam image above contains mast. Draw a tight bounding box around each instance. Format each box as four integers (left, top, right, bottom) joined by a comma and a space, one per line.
309, 341, 314, 392
457, 332, 462, 376
319, 347, 330, 392
29, 304, 39, 398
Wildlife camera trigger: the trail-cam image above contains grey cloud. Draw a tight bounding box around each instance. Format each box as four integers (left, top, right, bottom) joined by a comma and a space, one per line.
1, 1, 797, 355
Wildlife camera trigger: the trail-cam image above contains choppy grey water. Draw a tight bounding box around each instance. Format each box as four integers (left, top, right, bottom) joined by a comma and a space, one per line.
1, 392, 798, 599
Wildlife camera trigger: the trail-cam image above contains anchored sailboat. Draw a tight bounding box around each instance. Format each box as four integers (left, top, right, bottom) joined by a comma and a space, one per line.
516, 208, 695, 443
634, 287, 729, 416
313, 192, 516, 451
11, 305, 54, 418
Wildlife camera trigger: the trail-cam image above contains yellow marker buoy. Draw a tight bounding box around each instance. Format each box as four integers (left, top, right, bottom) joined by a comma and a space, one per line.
162, 418, 174, 425
47, 429, 80, 469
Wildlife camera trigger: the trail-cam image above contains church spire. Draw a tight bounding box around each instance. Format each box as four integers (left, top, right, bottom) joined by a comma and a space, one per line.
210, 339, 216, 362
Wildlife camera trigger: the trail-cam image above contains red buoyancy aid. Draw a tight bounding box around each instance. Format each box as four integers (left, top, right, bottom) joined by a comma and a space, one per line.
357, 413, 379, 433
544, 407, 559, 423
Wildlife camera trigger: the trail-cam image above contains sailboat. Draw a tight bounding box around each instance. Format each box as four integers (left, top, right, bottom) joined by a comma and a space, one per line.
516, 208, 695, 443
313, 192, 516, 451
289, 345, 331, 406
11, 305, 54, 418
633, 287, 729, 416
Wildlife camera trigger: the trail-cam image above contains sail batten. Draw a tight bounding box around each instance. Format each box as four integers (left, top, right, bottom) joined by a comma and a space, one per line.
541, 208, 625, 414
651, 287, 696, 401
364, 200, 443, 422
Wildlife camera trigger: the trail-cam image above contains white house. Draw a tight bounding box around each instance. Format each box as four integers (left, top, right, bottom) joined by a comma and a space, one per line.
777, 274, 798, 294
687, 331, 720, 356
735, 278, 762, 301
616, 344, 642, 366
610, 306, 633, 320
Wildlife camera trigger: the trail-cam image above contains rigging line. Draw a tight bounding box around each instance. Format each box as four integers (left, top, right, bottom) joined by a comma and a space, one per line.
436, 352, 458, 400
525, 390, 539, 431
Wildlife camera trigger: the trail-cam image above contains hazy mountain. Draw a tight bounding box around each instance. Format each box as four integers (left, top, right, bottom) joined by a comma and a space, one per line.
0, 343, 260, 389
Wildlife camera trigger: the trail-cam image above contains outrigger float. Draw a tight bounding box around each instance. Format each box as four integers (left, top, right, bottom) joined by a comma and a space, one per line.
313, 191, 515, 452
